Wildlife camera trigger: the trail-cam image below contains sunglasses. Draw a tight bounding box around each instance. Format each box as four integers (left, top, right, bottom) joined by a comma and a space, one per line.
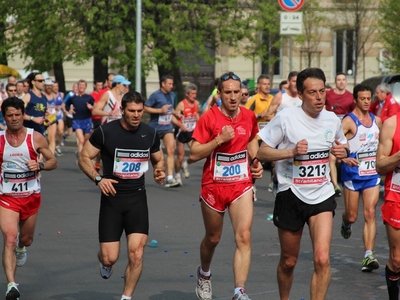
35, 79, 45, 83
220, 72, 240, 82
242, 93, 249, 96
7, 89, 16, 92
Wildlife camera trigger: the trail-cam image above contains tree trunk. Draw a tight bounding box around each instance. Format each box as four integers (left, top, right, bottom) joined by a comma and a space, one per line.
93, 54, 108, 83
157, 48, 183, 106
0, 22, 7, 65
53, 60, 66, 93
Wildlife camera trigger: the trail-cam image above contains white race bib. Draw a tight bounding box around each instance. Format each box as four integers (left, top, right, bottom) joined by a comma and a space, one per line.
2, 171, 37, 197
293, 150, 329, 185
357, 150, 377, 176
113, 148, 149, 179
390, 165, 400, 193
213, 150, 249, 182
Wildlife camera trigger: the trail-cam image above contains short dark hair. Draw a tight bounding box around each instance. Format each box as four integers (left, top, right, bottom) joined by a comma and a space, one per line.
121, 91, 145, 109
279, 80, 287, 90
335, 72, 346, 81
1, 97, 25, 117
160, 74, 174, 84
257, 74, 270, 84
288, 71, 299, 80
106, 73, 115, 83
296, 68, 326, 94
214, 78, 221, 87
353, 84, 373, 101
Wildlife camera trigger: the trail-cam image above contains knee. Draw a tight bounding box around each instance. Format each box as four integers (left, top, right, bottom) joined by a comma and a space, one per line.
345, 211, 358, 224
3, 233, 18, 249
19, 235, 33, 247
99, 252, 119, 266
204, 233, 221, 248
127, 247, 144, 265
235, 229, 251, 246
280, 255, 297, 272
364, 207, 376, 222
314, 252, 330, 271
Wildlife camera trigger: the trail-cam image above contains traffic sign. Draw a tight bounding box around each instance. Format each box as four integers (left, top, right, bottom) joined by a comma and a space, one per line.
278, 0, 305, 12
280, 12, 303, 35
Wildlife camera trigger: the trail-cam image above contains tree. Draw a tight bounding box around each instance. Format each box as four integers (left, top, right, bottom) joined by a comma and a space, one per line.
295, 0, 326, 69
6, 0, 86, 91
330, 0, 379, 83
379, 0, 400, 72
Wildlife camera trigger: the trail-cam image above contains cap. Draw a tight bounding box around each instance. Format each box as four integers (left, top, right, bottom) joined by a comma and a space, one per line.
112, 75, 131, 86
44, 78, 54, 86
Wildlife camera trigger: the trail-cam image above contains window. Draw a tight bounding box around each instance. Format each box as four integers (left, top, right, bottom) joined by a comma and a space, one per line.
335, 29, 355, 75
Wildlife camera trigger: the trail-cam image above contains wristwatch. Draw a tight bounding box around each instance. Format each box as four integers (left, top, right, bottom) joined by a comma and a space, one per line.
94, 175, 103, 185
30, 116, 34, 121
38, 162, 45, 170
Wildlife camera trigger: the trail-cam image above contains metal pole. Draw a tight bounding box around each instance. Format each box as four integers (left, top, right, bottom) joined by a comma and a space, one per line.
289, 35, 293, 72
135, 0, 142, 93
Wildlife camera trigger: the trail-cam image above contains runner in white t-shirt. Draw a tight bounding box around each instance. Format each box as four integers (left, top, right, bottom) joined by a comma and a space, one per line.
257, 68, 350, 300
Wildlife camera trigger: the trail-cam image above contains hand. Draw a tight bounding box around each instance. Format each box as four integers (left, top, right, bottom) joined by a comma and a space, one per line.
180, 125, 188, 132
98, 178, 118, 196
219, 125, 235, 143
250, 158, 263, 179
34, 116, 45, 125
154, 169, 166, 185
160, 104, 169, 114
86, 103, 93, 110
293, 139, 308, 157
341, 157, 359, 167
26, 160, 40, 171
69, 107, 76, 114
331, 139, 348, 159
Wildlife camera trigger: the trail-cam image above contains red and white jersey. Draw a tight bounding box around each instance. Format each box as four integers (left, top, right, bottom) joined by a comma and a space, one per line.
0, 128, 40, 197
178, 99, 198, 132
102, 91, 121, 124
192, 106, 258, 186
385, 112, 400, 202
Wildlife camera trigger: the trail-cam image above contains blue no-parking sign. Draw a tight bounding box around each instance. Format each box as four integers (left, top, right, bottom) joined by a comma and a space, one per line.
278, 0, 305, 12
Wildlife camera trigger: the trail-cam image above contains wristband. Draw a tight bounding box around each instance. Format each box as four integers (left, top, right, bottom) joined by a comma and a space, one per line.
344, 147, 350, 158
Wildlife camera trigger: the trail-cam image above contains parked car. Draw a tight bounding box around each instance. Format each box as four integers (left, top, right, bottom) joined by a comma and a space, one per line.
360, 74, 400, 102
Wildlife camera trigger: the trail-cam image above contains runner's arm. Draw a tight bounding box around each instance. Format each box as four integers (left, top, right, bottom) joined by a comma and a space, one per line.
263, 92, 282, 121
33, 132, 57, 171
377, 115, 400, 174
151, 149, 166, 185
92, 92, 112, 117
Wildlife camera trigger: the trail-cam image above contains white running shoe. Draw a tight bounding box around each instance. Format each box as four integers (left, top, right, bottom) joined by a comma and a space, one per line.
195, 266, 212, 300
232, 288, 251, 300
99, 262, 113, 279
165, 178, 180, 188
182, 161, 190, 178
15, 235, 26, 267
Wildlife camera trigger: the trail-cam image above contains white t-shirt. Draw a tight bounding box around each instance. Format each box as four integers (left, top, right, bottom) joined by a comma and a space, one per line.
258, 106, 347, 204
277, 93, 302, 112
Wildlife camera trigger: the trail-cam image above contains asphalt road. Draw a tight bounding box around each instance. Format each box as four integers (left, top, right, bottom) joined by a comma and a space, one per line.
0, 142, 389, 300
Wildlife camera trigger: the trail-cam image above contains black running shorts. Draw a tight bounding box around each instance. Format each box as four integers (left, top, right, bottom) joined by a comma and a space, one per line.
273, 188, 336, 232
98, 188, 148, 243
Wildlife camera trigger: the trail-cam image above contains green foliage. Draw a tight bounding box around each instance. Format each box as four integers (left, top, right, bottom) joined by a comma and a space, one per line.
379, 0, 400, 72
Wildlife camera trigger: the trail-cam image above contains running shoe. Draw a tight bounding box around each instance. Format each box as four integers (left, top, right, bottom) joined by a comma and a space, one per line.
232, 288, 251, 300
55, 147, 62, 155
182, 161, 190, 178
15, 235, 27, 267
5, 282, 20, 300
99, 262, 113, 279
340, 223, 352, 239
253, 185, 257, 201
361, 254, 379, 272
195, 265, 212, 300
268, 182, 273, 192
165, 178, 180, 188
334, 185, 342, 197
176, 176, 183, 186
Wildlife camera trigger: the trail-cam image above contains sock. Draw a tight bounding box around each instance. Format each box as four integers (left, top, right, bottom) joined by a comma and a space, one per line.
121, 296, 131, 300
385, 265, 400, 300
183, 160, 188, 168
234, 287, 245, 295
167, 175, 173, 181
200, 268, 211, 277
364, 250, 373, 258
